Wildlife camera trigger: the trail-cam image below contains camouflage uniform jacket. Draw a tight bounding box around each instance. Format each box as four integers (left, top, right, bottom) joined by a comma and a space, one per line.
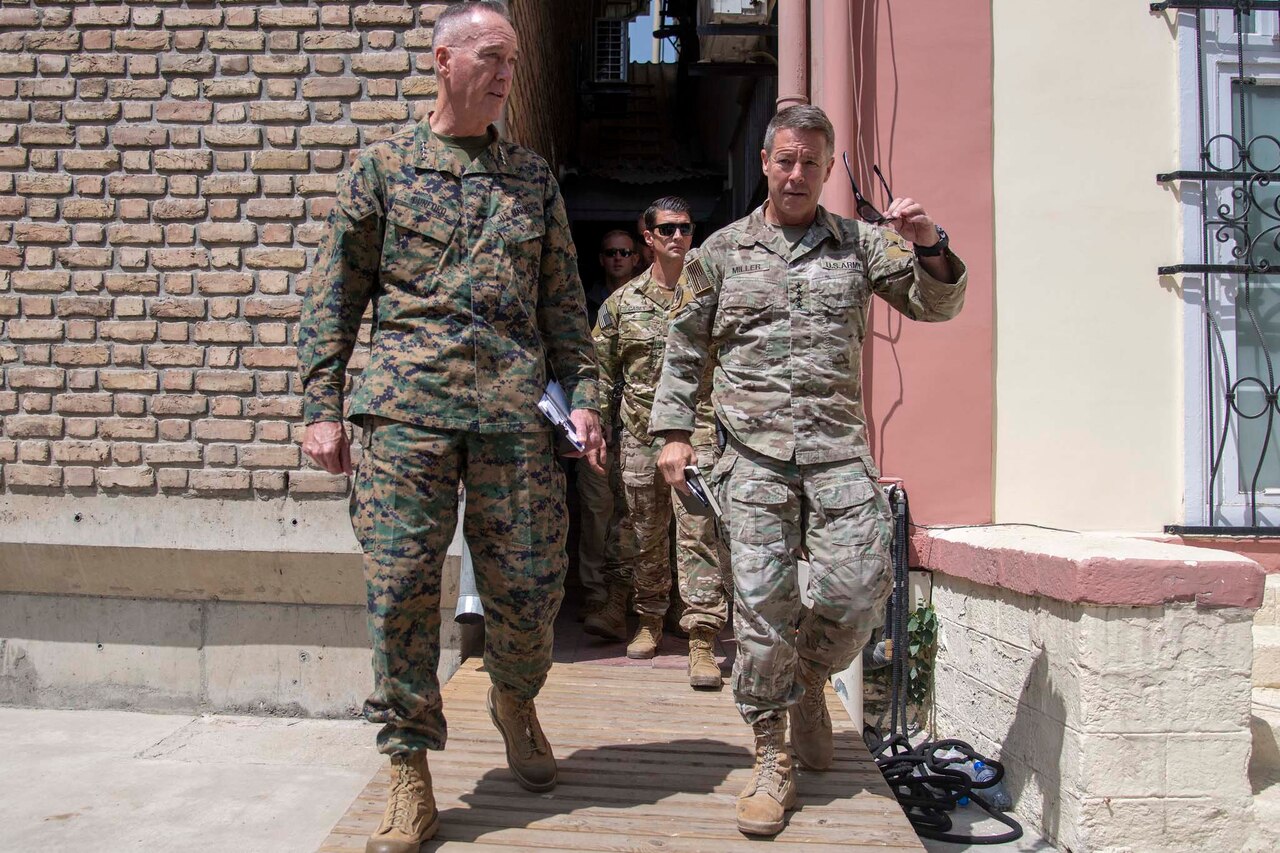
649, 204, 967, 465
299, 121, 600, 430
594, 266, 716, 448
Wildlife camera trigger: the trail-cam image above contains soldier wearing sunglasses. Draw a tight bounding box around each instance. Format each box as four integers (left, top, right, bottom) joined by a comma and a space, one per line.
589, 197, 731, 691
650, 104, 966, 836
574, 230, 640, 628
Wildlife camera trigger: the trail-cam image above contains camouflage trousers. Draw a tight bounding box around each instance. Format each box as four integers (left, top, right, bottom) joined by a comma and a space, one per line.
574, 439, 630, 602
350, 417, 567, 755
620, 429, 730, 633
711, 439, 893, 725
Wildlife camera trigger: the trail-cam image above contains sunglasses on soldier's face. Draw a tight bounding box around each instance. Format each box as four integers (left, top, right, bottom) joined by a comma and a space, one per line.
652, 222, 694, 237
602, 248, 635, 258
842, 152, 894, 225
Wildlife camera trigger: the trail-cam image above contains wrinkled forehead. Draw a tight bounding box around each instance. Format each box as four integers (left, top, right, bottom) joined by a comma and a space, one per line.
768, 128, 831, 159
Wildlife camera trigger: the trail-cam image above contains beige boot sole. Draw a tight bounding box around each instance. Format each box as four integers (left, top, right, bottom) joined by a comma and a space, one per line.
365, 810, 440, 853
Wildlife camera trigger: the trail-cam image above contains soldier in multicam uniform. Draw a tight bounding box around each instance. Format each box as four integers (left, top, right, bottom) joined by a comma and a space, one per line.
297, 5, 604, 852
651, 105, 967, 835
588, 197, 731, 690
575, 231, 639, 624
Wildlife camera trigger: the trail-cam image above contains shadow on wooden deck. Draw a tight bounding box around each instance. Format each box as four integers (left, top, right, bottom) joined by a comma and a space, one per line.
317, 598, 922, 852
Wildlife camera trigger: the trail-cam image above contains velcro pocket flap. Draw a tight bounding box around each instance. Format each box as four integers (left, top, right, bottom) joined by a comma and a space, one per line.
815, 480, 876, 511
730, 480, 789, 506
386, 199, 458, 244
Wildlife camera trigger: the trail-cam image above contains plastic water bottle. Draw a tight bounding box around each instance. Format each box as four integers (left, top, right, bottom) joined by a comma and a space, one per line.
971, 760, 1013, 811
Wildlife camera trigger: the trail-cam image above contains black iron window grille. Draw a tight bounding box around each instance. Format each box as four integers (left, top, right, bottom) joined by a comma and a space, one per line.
1156, 1, 1280, 534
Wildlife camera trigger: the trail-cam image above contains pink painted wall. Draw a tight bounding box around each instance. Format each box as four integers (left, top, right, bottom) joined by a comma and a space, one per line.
835, 1, 995, 525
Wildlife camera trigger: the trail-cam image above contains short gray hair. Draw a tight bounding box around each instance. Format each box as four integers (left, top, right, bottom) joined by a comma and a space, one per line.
763, 105, 835, 158
431, 1, 512, 53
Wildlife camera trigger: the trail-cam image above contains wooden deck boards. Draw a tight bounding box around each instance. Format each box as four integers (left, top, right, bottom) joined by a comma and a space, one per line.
317, 658, 922, 852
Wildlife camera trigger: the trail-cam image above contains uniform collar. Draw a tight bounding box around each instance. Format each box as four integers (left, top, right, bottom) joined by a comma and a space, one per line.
412, 118, 513, 177
738, 203, 842, 261
631, 267, 676, 310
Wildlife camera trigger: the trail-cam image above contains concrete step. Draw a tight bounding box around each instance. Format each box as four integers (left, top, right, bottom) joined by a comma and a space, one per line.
1257, 574, 1280, 627
1255, 625, 1280, 689
1251, 688, 1280, 782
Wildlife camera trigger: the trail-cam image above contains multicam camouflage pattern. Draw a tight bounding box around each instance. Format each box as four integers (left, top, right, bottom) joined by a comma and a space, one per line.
619, 431, 730, 632
594, 267, 715, 448
352, 418, 567, 755
594, 266, 728, 630
650, 204, 967, 463
299, 120, 600, 429
711, 440, 893, 725
574, 441, 631, 599
649, 203, 966, 725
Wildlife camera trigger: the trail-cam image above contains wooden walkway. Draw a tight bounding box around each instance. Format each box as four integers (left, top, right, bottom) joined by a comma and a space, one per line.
317, 658, 923, 852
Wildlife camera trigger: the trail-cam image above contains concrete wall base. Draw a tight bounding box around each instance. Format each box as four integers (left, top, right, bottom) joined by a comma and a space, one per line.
0, 592, 463, 718
933, 575, 1255, 852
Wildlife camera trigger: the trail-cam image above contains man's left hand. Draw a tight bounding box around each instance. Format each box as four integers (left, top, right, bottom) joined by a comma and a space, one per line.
884, 197, 938, 246
566, 408, 605, 473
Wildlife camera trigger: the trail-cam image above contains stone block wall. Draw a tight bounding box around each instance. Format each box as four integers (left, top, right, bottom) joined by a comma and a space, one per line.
933, 576, 1256, 851
0, 1, 456, 501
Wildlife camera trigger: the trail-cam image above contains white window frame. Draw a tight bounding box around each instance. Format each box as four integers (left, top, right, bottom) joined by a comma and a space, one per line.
1179, 8, 1280, 527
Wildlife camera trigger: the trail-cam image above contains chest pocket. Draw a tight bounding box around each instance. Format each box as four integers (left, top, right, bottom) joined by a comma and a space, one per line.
715, 276, 786, 366
619, 308, 664, 382
808, 271, 866, 314
384, 197, 457, 283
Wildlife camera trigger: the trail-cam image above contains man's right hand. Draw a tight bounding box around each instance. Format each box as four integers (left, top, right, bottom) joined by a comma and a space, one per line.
302, 421, 353, 475
657, 431, 697, 495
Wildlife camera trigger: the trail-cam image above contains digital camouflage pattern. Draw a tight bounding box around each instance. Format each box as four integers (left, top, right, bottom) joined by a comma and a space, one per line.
619, 430, 730, 631
594, 266, 728, 630
650, 204, 966, 463
299, 121, 600, 429
649, 203, 967, 724
594, 266, 715, 448
710, 440, 893, 724
352, 418, 566, 755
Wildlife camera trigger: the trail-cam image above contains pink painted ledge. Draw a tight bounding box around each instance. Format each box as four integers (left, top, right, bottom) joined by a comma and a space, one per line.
911, 525, 1265, 610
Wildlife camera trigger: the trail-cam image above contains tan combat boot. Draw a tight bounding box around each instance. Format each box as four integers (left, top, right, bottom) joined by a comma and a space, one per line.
736, 716, 797, 835
687, 627, 722, 689
366, 751, 439, 853
626, 613, 663, 659
583, 582, 628, 641
789, 658, 834, 770
487, 686, 558, 792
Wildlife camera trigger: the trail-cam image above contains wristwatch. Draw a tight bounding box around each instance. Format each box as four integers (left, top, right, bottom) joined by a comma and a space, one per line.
913, 226, 950, 257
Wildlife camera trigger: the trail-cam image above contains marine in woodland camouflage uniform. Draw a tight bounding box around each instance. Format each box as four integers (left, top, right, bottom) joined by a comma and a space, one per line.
594, 261, 729, 635
299, 118, 600, 755
650, 118, 967, 729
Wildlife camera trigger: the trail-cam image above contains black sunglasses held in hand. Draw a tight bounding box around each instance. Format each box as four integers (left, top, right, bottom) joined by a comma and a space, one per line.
842, 152, 894, 225
652, 222, 695, 237
602, 248, 634, 258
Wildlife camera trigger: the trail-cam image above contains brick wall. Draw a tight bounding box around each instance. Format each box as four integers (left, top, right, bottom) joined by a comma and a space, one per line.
505, 0, 587, 174
0, 1, 457, 500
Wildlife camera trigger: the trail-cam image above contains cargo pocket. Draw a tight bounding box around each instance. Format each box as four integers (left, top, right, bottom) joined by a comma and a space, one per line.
814, 479, 887, 547
728, 479, 790, 545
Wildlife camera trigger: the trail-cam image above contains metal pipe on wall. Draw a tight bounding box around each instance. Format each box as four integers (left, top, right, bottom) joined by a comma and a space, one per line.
818, 0, 856, 218
777, 0, 809, 109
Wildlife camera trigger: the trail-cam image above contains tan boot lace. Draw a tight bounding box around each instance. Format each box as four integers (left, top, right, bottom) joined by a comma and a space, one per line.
799, 667, 830, 727
510, 699, 548, 760
387, 759, 424, 830
690, 636, 715, 666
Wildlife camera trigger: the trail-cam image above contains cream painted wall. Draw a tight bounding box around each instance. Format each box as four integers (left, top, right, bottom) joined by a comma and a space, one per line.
992, 1, 1183, 531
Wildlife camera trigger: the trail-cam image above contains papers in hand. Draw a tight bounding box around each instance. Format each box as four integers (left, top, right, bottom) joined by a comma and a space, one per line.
538, 380, 584, 452
679, 465, 723, 520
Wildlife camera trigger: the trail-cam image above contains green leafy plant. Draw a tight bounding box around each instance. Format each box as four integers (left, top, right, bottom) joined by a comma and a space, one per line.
905, 604, 939, 707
